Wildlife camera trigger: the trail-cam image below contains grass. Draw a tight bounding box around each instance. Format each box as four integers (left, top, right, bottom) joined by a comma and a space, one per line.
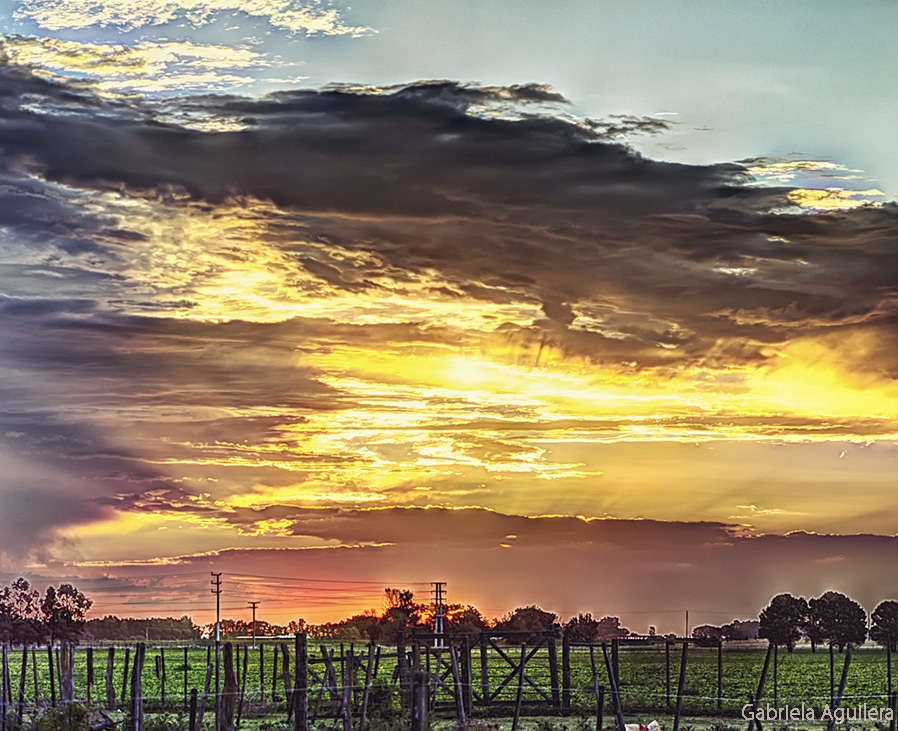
6, 642, 897, 724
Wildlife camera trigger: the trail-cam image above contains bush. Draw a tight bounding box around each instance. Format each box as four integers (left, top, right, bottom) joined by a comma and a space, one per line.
32, 703, 93, 731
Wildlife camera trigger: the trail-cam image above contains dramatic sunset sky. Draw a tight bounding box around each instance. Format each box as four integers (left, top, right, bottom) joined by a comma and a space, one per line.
1, 0, 897, 633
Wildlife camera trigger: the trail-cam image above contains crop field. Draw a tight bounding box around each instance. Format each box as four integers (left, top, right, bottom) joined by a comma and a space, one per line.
6, 641, 897, 726
563, 645, 894, 714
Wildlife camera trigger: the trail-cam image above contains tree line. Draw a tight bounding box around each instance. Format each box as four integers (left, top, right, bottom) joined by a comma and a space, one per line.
6, 577, 898, 652
0, 578, 92, 646
757, 591, 898, 652
306, 588, 633, 643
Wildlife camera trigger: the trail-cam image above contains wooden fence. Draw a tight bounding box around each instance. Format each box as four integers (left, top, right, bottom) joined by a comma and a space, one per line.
3, 634, 898, 731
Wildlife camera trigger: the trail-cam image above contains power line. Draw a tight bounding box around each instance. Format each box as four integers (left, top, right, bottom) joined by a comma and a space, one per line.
229, 572, 430, 586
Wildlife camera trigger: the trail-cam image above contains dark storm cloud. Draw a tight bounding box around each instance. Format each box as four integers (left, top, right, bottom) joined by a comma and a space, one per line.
219, 505, 737, 549
0, 465, 110, 560
3, 60, 898, 568
2, 62, 896, 375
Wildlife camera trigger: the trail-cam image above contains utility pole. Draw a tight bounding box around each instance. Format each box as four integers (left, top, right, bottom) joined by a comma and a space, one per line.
431, 582, 446, 648
248, 601, 260, 649
211, 572, 222, 731
685, 609, 689, 639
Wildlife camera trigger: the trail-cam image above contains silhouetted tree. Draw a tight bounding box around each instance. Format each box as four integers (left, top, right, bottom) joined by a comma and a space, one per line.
692, 619, 758, 645
759, 593, 808, 651
0, 578, 43, 646
722, 620, 759, 640
692, 624, 724, 646
871, 601, 898, 652
810, 591, 867, 651
565, 613, 601, 642
42, 584, 92, 645
801, 604, 827, 652
84, 615, 200, 641
378, 588, 423, 642
594, 616, 630, 639
446, 605, 488, 635
494, 605, 557, 642
287, 618, 308, 635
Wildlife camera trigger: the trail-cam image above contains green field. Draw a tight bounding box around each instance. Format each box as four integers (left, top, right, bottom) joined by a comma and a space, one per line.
6, 642, 897, 724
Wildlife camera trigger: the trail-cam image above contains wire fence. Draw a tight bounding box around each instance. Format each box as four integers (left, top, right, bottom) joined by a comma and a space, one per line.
2, 635, 898, 730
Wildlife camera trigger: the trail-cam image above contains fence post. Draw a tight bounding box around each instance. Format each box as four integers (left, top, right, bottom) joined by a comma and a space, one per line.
189, 688, 198, 731
1, 645, 7, 731
511, 643, 526, 731
411, 670, 429, 731
480, 632, 490, 707
462, 636, 474, 716
562, 629, 571, 713
87, 647, 94, 705
829, 643, 835, 706
60, 642, 74, 703
222, 643, 238, 731
450, 643, 466, 726
121, 647, 131, 710
664, 641, 672, 707
548, 630, 560, 710
259, 645, 265, 701
717, 639, 723, 714
397, 635, 409, 708
611, 638, 620, 691
673, 642, 688, 731
30, 648, 37, 705
14, 647, 26, 728
773, 642, 778, 707
130, 643, 145, 731
342, 645, 353, 731
360, 642, 375, 731
827, 643, 854, 731
589, 645, 603, 731
294, 634, 308, 731
160, 648, 167, 708
271, 645, 279, 704
237, 642, 249, 728
47, 645, 56, 707
602, 643, 625, 731
746, 642, 773, 731
196, 659, 213, 731
280, 643, 293, 722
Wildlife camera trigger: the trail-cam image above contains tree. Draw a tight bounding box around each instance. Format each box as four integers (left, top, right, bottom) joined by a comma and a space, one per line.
0, 578, 44, 646
810, 591, 867, 651
722, 620, 759, 640
84, 615, 201, 641
446, 605, 488, 635
759, 594, 808, 651
594, 616, 630, 639
692, 624, 724, 646
41, 584, 93, 645
287, 618, 308, 635
565, 613, 601, 642
871, 601, 898, 652
378, 588, 423, 643
494, 605, 557, 643
801, 605, 827, 652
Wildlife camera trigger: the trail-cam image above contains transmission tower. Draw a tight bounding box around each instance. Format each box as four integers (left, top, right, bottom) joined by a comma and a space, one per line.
431, 581, 446, 647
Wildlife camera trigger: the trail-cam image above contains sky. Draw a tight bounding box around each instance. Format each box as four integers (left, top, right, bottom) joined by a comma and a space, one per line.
0, 0, 897, 634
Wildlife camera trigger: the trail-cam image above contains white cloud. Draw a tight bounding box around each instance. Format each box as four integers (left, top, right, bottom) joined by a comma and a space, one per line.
14, 0, 372, 35
2, 36, 270, 92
